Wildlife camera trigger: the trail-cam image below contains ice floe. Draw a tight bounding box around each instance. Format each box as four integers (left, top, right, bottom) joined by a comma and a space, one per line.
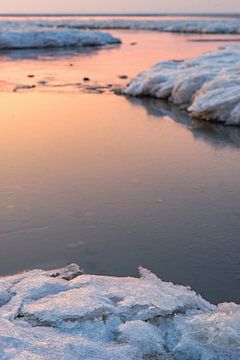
2, 18, 240, 35
0, 264, 239, 359
29, 18, 240, 35
0, 29, 120, 50
125, 45, 240, 125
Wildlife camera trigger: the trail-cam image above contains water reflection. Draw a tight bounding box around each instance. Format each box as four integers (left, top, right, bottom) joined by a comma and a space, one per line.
0, 44, 120, 61
0, 91, 240, 304
128, 97, 240, 149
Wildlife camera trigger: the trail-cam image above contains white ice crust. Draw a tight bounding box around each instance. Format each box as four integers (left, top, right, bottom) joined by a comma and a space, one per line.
0, 264, 239, 359
125, 45, 240, 125
24, 18, 240, 35
1, 18, 240, 35
0, 28, 120, 50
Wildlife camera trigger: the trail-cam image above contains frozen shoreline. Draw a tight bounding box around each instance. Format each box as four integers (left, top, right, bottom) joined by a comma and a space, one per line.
31, 18, 240, 35
1, 18, 240, 35
125, 45, 240, 125
0, 264, 239, 359
0, 29, 120, 50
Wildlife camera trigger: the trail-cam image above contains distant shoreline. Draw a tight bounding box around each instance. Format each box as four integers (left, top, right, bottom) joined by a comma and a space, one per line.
0, 13, 239, 18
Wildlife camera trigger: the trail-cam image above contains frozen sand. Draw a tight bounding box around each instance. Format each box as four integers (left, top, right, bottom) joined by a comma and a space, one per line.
0, 264, 239, 359
125, 45, 240, 125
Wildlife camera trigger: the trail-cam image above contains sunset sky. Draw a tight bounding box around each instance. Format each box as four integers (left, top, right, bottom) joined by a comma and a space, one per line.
0, 0, 239, 14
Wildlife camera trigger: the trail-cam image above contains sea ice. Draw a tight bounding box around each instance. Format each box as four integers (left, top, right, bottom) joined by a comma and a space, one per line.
125, 45, 240, 125
0, 264, 239, 359
33, 18, 240, 35
1, 18, 240, 35
0, 28, 120, 50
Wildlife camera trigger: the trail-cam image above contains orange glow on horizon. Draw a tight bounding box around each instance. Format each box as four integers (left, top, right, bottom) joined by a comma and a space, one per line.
0, 0, 239, 14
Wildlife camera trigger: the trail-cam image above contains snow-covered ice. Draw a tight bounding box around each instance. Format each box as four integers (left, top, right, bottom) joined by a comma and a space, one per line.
0, 28, 120, 50
125, 45, 240, 125
28, 18, 240, 35
1, 18, 240, 35
0, 264, 239, 359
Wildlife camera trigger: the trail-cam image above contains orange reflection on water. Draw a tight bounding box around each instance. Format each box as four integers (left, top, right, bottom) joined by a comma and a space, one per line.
0, 30, 239, 92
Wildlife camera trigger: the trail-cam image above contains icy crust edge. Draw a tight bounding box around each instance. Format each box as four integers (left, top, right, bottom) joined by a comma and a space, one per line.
125, 45, 240, 125
0, 264, 239, 359
20, 18, 240, 35
0, 29, 121, 50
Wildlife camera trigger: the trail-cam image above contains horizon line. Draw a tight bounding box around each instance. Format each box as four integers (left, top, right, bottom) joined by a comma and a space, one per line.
0, 12, 239, 17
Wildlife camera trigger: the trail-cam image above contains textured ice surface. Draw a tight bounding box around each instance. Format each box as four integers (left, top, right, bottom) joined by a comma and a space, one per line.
2, 18, 240, 35
0, 264, 239, 359
125, 45, 240, 125
28, 18, 240, 35
0, 28, 120, 50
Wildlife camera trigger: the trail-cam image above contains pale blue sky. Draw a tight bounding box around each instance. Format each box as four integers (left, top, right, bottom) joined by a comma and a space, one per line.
0, 0, 239, 14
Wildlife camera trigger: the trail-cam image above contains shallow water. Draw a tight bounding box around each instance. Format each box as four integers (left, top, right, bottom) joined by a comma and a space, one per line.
0, 28, 240, 304
1, 30, 240, 90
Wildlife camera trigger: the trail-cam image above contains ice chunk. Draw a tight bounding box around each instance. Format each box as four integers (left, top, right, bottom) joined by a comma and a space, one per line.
118, 320, 165, 356
125, 45, 240, 125
0, 29, 120, 50
0, 265, 239, 359
172, 302, 240, 359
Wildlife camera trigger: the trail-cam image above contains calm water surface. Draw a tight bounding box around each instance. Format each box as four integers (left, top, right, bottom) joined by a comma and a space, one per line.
0, 28, 240, 304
